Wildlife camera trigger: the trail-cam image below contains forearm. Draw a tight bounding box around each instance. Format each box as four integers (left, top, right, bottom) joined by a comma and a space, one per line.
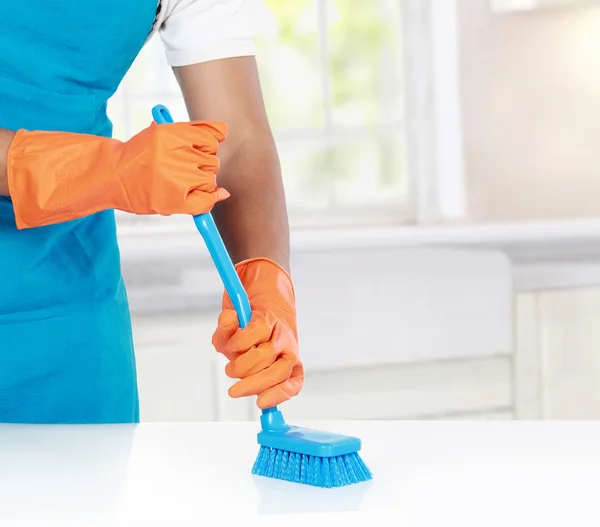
173, 58, 291, 271
0, 128, 15, 196
213, 139, 290, 272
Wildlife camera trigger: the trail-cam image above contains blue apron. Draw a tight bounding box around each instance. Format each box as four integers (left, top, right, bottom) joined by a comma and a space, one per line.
0, 0, 160, 423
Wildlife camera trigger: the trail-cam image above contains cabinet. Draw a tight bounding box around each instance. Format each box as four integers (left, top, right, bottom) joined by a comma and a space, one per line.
515, 288, 600, 420
132, 313, 218, 422
121, 219, 600, 422
247, 357, 513, 421
132, 262, 600, 421
126, 287, 600, 421
130, 248, 514, 422
132, 310, 514, 422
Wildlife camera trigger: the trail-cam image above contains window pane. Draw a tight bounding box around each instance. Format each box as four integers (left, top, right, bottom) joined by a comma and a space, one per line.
254, 0, 324, 129
256, 0, 408, 219
279, 132, 406, 218
328, 0, 404, 127
332, 136, 406, 206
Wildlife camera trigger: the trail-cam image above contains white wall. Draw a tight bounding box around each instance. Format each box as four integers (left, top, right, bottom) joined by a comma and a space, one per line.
458, 1, 600, 221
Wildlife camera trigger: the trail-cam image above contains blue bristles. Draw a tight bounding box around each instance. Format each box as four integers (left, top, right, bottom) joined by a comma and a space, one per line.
252, 446, 372, 488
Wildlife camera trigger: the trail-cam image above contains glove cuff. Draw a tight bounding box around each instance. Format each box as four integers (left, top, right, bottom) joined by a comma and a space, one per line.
8, 129, 123, 229
234, 257, 295, 300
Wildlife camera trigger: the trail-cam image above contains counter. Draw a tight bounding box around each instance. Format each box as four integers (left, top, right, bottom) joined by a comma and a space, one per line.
0, 421, 597, 526
118, 218, 600, 316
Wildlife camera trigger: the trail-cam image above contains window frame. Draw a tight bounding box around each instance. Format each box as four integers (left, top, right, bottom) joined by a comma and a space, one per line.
402, 0, 465, 225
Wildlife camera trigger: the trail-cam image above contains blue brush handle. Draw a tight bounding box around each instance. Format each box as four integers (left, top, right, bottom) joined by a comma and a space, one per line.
152, 105, 252, 328
152, 105, 277, 417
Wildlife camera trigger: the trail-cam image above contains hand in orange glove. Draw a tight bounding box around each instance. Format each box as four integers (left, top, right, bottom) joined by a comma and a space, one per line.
7, 121, 228, 229
212, 258, 304, 409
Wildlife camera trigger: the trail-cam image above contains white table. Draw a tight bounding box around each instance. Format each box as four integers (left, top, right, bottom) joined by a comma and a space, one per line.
0, 421, 598, 526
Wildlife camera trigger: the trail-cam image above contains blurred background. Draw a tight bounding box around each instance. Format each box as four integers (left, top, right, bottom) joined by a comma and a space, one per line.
107, 0, 600, 422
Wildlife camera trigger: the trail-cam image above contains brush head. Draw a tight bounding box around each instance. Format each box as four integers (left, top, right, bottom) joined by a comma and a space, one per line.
257, 424, 362, 458
253, 410, 372, 487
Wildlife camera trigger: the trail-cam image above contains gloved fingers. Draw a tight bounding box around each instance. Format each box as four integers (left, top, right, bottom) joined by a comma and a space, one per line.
160, 121, 226, 157
189, 121, 228, 148
191, 169, 218, 192
212, 310, 272, 357
221, 312, 272, 356
224, 341, 279, 379
183, 187, 229, 215
227, 357, 296, 399
195, 152, 220, 175
165, 145, 220, 180
224, 322, 297, 378
256, 367, 304, 409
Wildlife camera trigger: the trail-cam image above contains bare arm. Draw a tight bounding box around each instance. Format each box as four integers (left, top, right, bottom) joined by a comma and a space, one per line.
0, 129, 15, 196
174, 57, 290, 271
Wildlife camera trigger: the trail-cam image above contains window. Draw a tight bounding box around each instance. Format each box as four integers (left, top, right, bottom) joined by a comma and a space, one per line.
109, 0, 458, 230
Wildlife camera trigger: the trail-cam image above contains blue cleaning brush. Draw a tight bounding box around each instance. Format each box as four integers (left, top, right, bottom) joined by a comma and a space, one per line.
152, 105, 372, 488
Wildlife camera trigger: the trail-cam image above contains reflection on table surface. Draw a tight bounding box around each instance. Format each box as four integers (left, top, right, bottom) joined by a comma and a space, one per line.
2, 421, 600, 526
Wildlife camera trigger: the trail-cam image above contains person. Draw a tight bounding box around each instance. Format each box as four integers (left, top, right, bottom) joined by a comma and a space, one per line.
0, 0, 303, 423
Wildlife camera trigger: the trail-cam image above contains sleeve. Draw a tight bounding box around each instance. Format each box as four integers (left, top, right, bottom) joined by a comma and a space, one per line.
158, 0, 256, 67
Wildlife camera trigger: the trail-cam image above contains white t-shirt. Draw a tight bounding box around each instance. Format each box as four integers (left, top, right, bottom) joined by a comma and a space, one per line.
148, 0, 256, 67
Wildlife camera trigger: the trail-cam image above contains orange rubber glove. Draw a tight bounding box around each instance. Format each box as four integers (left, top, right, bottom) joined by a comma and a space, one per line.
212, 258, 304, 409
7, 121, 229, 229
